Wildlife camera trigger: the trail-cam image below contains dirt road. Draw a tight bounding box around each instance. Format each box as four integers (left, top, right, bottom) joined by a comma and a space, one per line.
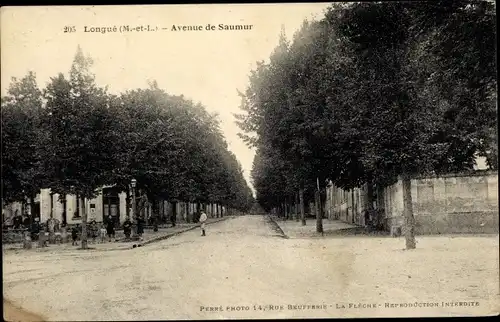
3, 215, 498, 320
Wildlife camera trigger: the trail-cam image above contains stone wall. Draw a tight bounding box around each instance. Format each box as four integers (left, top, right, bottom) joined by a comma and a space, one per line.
384, 171, 498, 234
326, 171, 498, 234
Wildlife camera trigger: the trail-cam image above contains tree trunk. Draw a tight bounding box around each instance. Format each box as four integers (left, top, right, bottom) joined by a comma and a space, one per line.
299, 189, 306, 226
158, 199, 163, 223
152, 199, 158, 231
351, 189, 355, 224
365, 182, 374, 227
76, 193, 80, 217
62, 195, 67, 226
184, 202, 189, 223
81, 198, 88, 249
171, 201, 177, 227
48, 193, 56, 244
49, 192, 54, 218
376, 185, 386, 229
295, 192, 299, 222
21, 200, 25, 220
331, 188, 336, 220
315, 190, 323, 233
366, 183, 374, 212
126, 190, 130, 219
402, 175, 416, 249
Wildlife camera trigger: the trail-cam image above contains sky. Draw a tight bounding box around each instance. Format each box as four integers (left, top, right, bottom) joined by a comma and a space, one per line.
1, 3, 332, 194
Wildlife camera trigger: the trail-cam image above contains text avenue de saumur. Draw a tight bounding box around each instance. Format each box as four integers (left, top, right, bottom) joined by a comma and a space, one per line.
64, 24, 253, 34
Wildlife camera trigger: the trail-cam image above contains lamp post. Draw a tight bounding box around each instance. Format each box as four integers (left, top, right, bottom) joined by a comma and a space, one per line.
131, 178, 137, 238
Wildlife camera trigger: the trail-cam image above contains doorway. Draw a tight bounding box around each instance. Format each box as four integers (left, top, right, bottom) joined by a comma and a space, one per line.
103, 187, 120, 228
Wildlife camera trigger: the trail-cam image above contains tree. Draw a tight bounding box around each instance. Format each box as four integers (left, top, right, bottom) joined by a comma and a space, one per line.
324, 0, 496, 248
40, 46, 117, 249
112, 83, 254, 224
238, 0, 496, 249
1, 72, 44, 206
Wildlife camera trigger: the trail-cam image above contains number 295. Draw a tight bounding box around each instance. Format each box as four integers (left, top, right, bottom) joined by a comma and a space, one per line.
64, 26, 76, 33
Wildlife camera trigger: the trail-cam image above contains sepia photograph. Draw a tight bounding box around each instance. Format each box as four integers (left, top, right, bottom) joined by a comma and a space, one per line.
1, 2, 498, 321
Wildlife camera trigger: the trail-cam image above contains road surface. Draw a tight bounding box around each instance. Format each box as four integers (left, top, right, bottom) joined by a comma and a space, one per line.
3, 215, 498, 320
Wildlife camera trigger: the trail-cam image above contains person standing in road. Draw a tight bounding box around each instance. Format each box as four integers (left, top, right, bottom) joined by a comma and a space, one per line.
106, 215, 115, 242
71, 225, 79, 246
199, 211, 207, 236
30, 217, 40, 242
99, 223, 107, 243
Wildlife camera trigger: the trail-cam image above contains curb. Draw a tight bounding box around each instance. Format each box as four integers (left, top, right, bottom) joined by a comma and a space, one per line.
134, 216, 232, 248
265, 215, 289, 239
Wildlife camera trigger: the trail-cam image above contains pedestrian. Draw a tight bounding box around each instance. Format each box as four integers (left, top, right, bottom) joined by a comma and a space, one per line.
30, 217, 40, 242
106, 215, 115, 242
13, 210, 22, 229
89, 218, 97, 244
23, 215, 31, 230
123, 217, 132, 240
199, 211, 207, 236
71, 225, 79, 246
99, 224, 107, 243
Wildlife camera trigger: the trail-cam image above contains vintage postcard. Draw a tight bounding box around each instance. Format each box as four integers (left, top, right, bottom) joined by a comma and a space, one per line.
1, 2, 498, 321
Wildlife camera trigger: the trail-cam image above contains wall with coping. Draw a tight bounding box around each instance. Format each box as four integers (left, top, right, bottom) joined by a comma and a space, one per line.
383, 171, 498, 234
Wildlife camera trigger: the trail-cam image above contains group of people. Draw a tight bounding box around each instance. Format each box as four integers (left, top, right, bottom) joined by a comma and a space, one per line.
13, 210, 210, 246
70, 215, 146, 245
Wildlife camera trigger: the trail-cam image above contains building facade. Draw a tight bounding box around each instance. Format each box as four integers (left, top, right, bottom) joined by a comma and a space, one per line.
3, 186, 226, 228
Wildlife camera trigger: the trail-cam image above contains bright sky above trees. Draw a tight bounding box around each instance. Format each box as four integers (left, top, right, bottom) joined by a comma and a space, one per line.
0, 3, 331, 193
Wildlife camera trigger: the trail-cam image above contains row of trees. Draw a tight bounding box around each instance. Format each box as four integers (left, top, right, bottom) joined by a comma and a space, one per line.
236, 0, 497, 249
2, 46, 254, 248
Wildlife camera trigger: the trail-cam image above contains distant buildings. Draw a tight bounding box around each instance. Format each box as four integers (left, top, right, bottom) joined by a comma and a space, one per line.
2, 186, 225, 228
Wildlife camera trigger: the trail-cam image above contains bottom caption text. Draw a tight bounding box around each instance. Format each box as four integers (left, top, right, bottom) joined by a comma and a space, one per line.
200, 300, 481, 312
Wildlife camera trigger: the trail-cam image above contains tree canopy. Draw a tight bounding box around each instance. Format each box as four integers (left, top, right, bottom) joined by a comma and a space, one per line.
236, 1, 497, 240
2, 46, 254, 213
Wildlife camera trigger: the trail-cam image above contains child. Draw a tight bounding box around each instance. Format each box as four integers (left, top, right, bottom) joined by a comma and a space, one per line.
100, 224, 107, 243
199, 211, 207, 236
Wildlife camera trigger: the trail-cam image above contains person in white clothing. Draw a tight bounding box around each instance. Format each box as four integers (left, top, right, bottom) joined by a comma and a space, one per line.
199, 211, 208, 236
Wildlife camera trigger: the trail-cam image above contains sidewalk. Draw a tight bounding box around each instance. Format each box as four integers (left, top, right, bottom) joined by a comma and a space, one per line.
2, 217, 231, 253
270, 216, 382, 239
